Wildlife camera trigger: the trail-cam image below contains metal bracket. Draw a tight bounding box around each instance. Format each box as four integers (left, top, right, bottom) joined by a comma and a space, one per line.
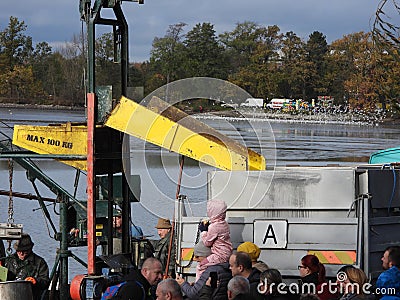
0, 223, 23, 239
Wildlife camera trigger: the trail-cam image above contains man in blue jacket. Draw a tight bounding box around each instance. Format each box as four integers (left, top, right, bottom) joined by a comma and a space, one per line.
376, 245, 400, 300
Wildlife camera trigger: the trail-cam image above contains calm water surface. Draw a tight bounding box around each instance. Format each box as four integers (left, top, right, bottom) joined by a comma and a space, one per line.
0, 107, 399, 278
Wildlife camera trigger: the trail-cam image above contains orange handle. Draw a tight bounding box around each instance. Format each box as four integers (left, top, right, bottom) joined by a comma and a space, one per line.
25, 277, 37, 285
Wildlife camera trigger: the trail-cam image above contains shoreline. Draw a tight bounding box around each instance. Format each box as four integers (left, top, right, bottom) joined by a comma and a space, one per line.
1, 103, 399, 126
208, 109, 400, 126
0, 103, 85, 111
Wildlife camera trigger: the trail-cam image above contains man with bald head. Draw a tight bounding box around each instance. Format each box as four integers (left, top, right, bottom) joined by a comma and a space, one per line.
117, 257, 163, 300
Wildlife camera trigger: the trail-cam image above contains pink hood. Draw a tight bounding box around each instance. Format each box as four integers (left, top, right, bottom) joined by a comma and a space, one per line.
207, 199, 227, 222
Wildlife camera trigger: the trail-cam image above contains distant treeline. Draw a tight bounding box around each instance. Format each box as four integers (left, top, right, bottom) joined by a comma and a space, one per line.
0, 16, 399, 113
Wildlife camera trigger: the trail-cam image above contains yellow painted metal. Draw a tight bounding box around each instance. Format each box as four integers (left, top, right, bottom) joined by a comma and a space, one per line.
11, 96, 266, 172
105, 96, 266, 171
12, 123, 87, 170
146, 96, 265, 170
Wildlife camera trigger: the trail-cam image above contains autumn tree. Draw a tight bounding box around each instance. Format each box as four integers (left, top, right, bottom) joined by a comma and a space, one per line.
55, 34, 86, 104
0, 16, 38, 100
219, 21, 262, 73
327, 32, 372, 108
150, 22, 187, 86
223, 23, 283, 99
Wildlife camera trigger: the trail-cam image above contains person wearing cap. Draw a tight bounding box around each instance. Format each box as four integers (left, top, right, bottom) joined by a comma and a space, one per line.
3, 233, 50, 300
150, 218, 176, 276
112, 209, 124, 238
112, 208, 144, 239
237, 242, 269, 272
176, 240, 232, 299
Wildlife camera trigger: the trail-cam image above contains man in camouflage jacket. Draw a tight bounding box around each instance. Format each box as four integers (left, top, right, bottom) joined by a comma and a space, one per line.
150, 218, 176, 276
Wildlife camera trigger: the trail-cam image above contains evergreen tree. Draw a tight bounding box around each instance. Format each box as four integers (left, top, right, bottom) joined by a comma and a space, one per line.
183, 22, 228, 78
305, 31, 328, 100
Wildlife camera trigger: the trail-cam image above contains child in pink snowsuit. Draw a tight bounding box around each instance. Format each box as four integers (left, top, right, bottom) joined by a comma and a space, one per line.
196, 198, 233, 281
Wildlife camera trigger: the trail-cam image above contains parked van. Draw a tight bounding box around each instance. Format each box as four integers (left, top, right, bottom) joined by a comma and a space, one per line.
240, 98, 264, 108
266, 98, 291, 109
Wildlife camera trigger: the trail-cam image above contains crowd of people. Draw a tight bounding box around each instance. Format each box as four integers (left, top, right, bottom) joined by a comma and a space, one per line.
101, 198, 400, 300
0, 198, 399, 300
105, 233, 400, 300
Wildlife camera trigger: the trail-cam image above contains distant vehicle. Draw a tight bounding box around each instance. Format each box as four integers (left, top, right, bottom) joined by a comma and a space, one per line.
240, 98, 264, 108
266, 98, 291, 109
221, 102, 239, 109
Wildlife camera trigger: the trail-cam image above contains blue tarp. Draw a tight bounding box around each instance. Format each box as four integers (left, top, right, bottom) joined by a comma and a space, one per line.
369, 147, 400, 164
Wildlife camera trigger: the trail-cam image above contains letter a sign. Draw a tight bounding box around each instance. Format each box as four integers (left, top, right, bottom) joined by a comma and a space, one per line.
254, 220, 287, 248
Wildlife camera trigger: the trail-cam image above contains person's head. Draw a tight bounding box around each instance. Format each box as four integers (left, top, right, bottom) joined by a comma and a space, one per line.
207, 199, 227, 221
14, 233, 34, 261
141, 257, 163, 285
156, 278, 183, 300
337, 267, 368, 295
259, 269, 282, 295
155, 218, 172, 239
336, 265, 356, 292
237, 242, 261, 263
227, 276, 250, 300
111, 208, 122, 231
193, 241, 211, 263
229, 251, 252, 277
381, 246, 400, 270
299, 254, 326, 283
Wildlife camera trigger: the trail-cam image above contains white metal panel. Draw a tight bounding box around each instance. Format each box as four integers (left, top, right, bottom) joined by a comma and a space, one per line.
208, 167, 355, 210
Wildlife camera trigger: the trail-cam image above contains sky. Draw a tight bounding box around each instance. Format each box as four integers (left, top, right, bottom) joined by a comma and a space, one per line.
0, 0, 397, 62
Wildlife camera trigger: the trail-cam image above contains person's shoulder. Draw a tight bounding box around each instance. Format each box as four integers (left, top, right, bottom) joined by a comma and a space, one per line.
249, 267, 261, 280
377, 268, 394, 282
377, 267, 400, 289
5, 253, 17, 260
4, 254, 17, 264
33, 252, 46, 260
30, 252, 48, 264
215, 262, 232, 272
208, 263, 232, 278
254, 261, 269, 272
119, 278, 146, 295
234, 293, 257, 300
